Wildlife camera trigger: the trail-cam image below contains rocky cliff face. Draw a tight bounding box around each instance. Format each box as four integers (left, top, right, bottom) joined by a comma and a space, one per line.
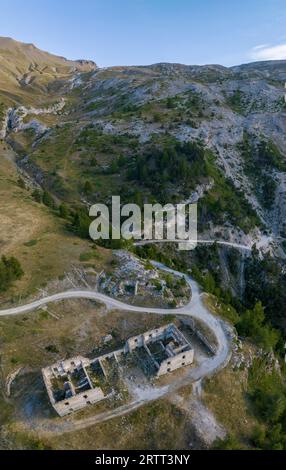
1, 38, 286, 257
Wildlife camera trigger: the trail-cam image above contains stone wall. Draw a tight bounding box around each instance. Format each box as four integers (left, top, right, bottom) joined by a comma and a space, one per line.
157, 349, 194, 376
54, 386, 104, 417
125, 324, 174, 352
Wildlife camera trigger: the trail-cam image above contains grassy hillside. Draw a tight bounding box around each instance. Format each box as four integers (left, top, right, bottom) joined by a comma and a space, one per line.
0, 142, 111, 301
0, 37, 96, 108
1, 38, 286, 451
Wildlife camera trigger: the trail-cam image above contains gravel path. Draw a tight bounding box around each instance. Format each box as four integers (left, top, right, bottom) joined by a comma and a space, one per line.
1, 260, 232, 433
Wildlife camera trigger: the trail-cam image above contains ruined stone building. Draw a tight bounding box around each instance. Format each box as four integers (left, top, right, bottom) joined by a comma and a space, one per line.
42, 356, 109, 416
125, 323, 194, 376
42, 323, 194, 416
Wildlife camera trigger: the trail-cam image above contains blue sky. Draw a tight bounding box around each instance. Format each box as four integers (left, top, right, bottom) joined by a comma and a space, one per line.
1, 0, 286, 67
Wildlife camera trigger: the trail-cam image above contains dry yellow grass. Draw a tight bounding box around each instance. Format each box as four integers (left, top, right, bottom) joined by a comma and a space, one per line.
12, 399, 191, 450
203, 362, 258, 445
0, 306, 194, 450
0, 36, 95, 108
0, 143, 111, 301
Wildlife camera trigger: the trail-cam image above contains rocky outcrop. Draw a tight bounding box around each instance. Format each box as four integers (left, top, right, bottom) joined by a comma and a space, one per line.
0, 108, 10, 139
3, 99, 66, 138
1, 39, 286, 256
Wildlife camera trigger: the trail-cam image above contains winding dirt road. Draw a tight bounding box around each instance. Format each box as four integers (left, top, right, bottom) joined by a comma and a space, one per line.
1, 261, 232, 433
134, 239, 252, 251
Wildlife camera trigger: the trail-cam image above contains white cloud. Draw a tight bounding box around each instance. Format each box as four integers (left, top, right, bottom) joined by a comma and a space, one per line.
250, 43, 286, 61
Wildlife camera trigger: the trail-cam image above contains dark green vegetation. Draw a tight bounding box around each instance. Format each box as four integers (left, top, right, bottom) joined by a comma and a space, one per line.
74, 126, 139, 154
192, 246, 282, 353
226, 89, 245, 114
0, 256, 23, 292
137, 249, 284, 445
239, 133, 286, 210
137, 240, 286, 449
244, 252, 286, 337
73, 132, 258, 232
237, 301, 280, 352
128, 139, 207, 193
248, 358, 286, 450
125, 137, 259, 233
213, 356, 286, 450
71, 207, 91, 239
22, 125, 262, 253
136, 242, 283, 351
0, 101, 5, 122
137, 243, 239, 314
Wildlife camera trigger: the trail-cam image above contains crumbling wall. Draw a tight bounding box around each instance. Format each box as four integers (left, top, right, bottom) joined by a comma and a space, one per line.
181, 318, 217, 355
125, 324, 175, 352
54, 387, 104, 416
157, 349, 194, 376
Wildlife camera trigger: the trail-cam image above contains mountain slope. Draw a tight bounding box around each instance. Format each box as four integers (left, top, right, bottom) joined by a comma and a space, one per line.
1, 37, 286, 255
1, 38, 286, 451
0, 37, 96, 107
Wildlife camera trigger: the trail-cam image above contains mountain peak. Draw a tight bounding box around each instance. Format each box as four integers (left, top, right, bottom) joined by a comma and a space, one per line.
0, 36, 97, 101
0, 36, 97, 72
